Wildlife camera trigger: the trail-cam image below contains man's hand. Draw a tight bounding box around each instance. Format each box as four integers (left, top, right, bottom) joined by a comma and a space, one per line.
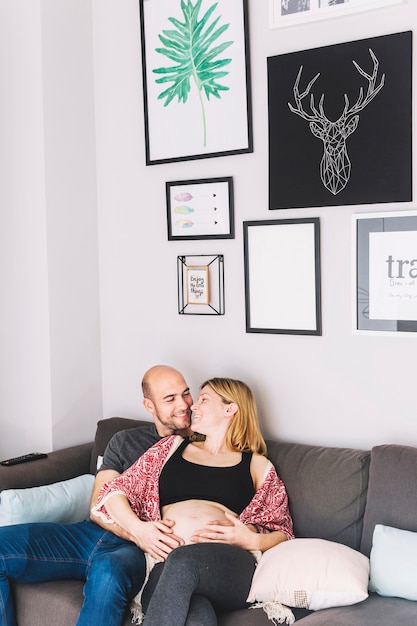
132, 519, 184, 561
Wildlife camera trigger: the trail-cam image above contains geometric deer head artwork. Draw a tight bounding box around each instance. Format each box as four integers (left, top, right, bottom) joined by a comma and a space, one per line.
268, 31, 412, 210
288, 50, 385, 196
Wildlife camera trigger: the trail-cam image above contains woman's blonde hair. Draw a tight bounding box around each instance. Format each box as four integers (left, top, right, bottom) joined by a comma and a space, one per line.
199, 378, 267, 456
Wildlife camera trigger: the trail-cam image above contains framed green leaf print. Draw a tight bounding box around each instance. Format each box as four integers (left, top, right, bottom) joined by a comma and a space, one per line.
139, 0, 253, 164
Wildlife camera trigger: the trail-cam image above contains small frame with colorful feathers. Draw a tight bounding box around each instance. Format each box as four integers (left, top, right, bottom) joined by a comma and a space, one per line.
167, 177, 234, 241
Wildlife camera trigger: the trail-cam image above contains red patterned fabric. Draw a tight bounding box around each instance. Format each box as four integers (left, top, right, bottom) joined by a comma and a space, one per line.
95, 435, 294, 539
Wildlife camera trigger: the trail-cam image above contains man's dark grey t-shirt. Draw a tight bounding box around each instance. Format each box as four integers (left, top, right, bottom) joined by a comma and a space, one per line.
98, 423, 161, 474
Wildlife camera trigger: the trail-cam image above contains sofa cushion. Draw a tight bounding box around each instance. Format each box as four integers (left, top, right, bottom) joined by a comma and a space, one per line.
0, 474, 94, 526
248, 593, 417, 626
220, 597, 417, 625
247, 539, 369, 612
90, 417, 149, 474
360, 444, 417, 556
13, 580, 133, 626
369, 524, 417, 601
266, 440, 370, 550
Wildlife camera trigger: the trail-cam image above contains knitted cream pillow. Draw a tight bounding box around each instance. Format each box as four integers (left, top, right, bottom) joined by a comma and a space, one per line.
247, 538, 369, 613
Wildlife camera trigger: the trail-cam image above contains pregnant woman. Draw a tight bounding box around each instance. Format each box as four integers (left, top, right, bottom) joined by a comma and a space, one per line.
93, 377, 294, 625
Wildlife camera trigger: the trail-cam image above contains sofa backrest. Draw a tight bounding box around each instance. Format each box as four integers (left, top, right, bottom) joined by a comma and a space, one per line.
91, 418, 372, 552
360, 443, 417, 556
90, 416, 150, 473
266, 440, 370, 551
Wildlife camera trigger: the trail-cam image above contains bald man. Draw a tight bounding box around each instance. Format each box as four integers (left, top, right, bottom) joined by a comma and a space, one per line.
0, 365, 192, 626
90, 364, 193, 544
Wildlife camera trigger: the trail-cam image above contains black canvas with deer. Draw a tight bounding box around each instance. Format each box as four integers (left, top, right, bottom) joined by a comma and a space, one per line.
268, 31, 412, 209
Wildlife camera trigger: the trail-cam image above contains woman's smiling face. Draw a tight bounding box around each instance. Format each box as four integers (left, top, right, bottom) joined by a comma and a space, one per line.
191, 385, 229, 433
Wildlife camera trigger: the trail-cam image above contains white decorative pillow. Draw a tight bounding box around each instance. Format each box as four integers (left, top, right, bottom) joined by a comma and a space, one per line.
369, 524, 417, 601
0, 474, 95, 526
247, 538, 369, 611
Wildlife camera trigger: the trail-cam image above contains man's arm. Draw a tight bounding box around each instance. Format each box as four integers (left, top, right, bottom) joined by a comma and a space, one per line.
89, 428, 142, 540
94, 492, 184, 561
90, 469, 136, 542
89, 424, 161, 542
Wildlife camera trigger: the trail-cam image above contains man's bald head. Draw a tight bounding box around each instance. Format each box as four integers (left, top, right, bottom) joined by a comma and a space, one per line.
141, 365, 193, 437
142, 365, 182, 400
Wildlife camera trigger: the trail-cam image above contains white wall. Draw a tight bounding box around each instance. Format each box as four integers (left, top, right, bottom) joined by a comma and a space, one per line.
41, 0, 103, 451
0, 0, 102, 458
94, 0, 416, 450
0, 0, 52, 458
1, 1, 413, 457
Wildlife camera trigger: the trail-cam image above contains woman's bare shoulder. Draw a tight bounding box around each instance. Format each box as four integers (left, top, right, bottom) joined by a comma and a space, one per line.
250, 453, 271, 488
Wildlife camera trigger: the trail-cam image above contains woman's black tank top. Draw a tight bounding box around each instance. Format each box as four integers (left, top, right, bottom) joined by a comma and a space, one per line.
159, 439, 255, 514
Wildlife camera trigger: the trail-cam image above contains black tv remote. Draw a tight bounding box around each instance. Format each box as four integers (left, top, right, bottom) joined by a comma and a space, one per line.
0, 452, 48, 466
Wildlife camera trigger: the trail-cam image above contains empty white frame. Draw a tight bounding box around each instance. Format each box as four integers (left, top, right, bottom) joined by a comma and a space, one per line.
243, 218, 321, 335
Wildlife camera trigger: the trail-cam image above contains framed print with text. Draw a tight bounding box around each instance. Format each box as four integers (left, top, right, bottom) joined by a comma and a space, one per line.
186, 266, 210, 305
178, 254, 225, 315
139, 0, 253, 165
167, 177, 234, 240
355, 211, 417, 334
243, 218, 321, 335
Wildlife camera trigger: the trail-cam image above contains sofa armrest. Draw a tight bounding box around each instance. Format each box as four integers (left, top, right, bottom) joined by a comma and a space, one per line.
0, 442, 93, 491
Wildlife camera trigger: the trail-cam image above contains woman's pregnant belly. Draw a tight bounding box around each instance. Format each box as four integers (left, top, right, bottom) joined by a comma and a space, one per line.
162, 499, 235, 545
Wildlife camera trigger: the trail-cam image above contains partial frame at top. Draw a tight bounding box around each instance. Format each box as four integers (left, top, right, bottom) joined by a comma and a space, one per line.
269, 0, 405, 30
139, 0, 253, 165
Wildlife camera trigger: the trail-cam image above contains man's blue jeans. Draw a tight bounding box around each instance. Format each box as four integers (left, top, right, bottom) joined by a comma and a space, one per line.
0, 520, 146, 626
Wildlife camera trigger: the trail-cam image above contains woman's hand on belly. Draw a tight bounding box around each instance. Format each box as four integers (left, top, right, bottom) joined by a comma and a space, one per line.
191, 511, 260, 550
162, 500, 259, 550
162, 500, 233, 546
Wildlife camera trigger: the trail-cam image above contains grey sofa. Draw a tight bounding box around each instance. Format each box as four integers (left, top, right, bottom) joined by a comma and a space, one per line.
1, 416, 417, 625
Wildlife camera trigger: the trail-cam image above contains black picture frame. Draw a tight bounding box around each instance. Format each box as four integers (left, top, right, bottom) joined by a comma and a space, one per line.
243, 218, 322, 335
139, 0, 253, 165
178, 254, 225, 315
355, 211, 417, 333
167, 177, 234, 240
268, 31, 412, 209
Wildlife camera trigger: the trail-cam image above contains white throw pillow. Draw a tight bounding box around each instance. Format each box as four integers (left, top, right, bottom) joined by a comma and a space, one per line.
247, 538, 369, 611
369, 524, 417, 601
0, 474, 94, 526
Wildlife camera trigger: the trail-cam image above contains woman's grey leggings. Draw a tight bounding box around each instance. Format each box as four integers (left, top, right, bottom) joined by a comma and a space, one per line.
141, 543, 257, 626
